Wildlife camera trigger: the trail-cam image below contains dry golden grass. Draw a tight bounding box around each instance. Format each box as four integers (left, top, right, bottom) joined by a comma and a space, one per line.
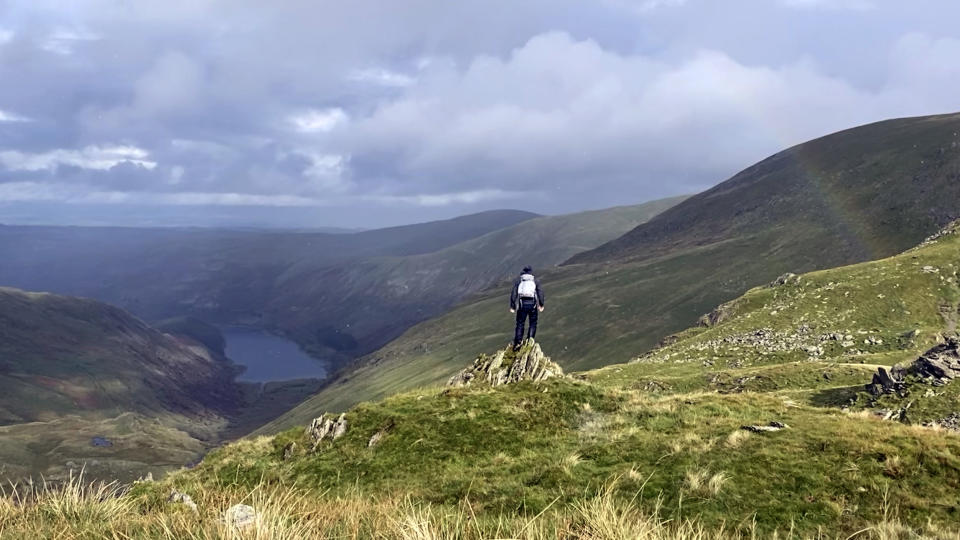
0, 473, 957, 539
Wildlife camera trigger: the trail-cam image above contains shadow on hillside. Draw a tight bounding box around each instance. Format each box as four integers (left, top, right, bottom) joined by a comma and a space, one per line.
809, 385, 862, 408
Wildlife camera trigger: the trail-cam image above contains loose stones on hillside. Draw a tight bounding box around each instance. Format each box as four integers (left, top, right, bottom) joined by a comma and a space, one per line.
168, 490, 198, 513
306, 413, 348, 451
866, 337, 960, 396
741, 421, 789, 433
447, 340, 564, 387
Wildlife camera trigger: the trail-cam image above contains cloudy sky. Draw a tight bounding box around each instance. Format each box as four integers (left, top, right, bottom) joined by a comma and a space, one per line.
1, 0, 959, 228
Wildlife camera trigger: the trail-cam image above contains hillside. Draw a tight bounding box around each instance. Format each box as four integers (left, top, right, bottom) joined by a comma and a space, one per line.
275, 113, 960, 422
266, 196, 686, 356
0, 201, 679, 366
39, 220, 960, 538
0, 287, 243, 481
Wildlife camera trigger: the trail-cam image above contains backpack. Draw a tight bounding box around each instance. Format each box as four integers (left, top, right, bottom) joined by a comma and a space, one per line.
517, 274, 537, 300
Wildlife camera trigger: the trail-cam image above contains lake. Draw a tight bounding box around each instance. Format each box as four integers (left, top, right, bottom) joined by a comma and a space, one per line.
220, 326, 329, 382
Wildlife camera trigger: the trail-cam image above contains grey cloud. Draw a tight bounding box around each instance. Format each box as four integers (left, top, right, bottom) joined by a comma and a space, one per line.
1, 0, 960, 227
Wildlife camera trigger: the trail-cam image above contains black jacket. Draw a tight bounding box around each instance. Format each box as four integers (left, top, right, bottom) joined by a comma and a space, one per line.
510, 274, 545, 309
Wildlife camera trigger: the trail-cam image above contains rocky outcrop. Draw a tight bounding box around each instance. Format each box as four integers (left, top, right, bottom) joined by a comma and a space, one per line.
909, 339, 960, 381
866, 367, 906, 396
306, 413, 347, 451
447, 340, 564, 388
866, 338, 960, 395
769, 273, 801, 287
697, 301, 735, 328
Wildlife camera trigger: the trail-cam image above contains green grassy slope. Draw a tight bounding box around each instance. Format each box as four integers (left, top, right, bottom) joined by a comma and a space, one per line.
278, 113, 960, 422
170, 223, 960, 537
571, 113, 960, 266
0, 287, 245, 480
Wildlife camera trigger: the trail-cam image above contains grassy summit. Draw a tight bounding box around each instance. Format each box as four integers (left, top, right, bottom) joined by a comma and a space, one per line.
14, 220, 954, 537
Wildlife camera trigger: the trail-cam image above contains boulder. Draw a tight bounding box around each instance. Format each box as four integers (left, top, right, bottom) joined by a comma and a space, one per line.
866, 367, 905, 397
223, 504, 257, 529
281, 441, 297, 460
447, 340, 564, 388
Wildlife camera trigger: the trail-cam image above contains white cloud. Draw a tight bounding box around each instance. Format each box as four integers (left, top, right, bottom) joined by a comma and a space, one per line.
780, 0, 874, 9
300, 152, 350, 192
289, 108, 349, 133
0, 145, 157, 171
365, 189, 528, 207
42, 27, 100, 55
0, 29, 13, 45
0, 181, 518, 208
602, 0, 687, 14
0, 109, 32, 123
0, 181, 321, 206
168, 165, 185, 185
329, 30, 960, 209
349, 68, 416, 87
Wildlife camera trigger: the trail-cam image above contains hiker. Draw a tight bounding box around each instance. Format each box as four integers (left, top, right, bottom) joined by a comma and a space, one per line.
510, 265, 545, 349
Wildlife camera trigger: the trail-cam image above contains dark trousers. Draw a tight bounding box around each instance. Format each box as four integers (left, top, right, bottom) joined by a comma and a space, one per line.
514, 300, 539, 345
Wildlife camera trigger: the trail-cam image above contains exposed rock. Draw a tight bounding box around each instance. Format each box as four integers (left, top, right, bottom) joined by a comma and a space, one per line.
368, 419, 396, 448
866, 367, 905, 397
281, 442, 297, 460
306, 413, 348, 451
909, 338, 960, 381
223, 504, 258, 529
134, 471, 154, 484
770, 273, 801, 287
741, 421, 789, 433
447, 340, 564, 387
698, 301, 735, 328
168, 490, 198, 513
866, 338, 960, 395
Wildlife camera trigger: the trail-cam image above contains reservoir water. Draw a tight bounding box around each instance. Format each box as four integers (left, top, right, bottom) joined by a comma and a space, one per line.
220, 326, 329, 382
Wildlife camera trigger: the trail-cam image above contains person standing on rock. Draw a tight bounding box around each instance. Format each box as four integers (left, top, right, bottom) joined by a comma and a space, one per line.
510, 265, 545, 350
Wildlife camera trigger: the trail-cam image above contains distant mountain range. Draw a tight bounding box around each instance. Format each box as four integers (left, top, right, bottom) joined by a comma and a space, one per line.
0, 200, 681, 367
